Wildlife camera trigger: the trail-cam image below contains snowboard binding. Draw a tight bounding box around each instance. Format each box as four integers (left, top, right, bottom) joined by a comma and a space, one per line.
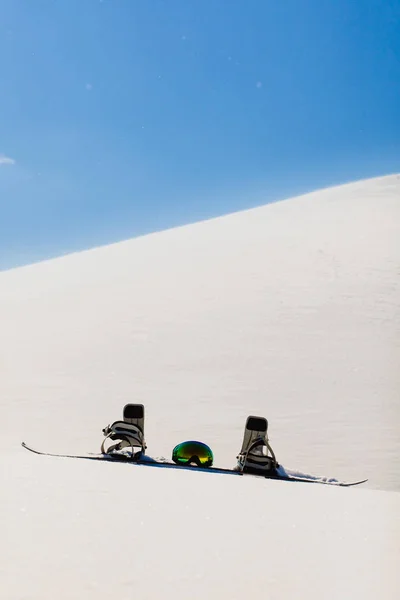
101, 403, 146, 460
236, 416, 278, 475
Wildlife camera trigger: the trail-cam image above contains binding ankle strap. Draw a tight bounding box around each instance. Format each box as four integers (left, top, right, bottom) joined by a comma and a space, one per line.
101, 420, 146, 455
238, 437, 278, 470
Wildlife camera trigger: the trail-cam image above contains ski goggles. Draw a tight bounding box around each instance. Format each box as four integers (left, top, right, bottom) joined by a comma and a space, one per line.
172, 441, 214, 468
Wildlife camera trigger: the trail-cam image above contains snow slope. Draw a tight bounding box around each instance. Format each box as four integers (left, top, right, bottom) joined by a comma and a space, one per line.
1, 174, 399, 599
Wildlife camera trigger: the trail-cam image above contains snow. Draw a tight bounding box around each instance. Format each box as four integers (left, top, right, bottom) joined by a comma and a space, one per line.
1, 174, 399, 599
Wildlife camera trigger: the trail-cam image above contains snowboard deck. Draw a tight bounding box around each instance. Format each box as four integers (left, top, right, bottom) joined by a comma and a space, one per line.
21, 442, 368, 487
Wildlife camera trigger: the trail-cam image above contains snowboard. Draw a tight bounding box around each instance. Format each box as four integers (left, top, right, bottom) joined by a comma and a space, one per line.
20, 442, 368, 487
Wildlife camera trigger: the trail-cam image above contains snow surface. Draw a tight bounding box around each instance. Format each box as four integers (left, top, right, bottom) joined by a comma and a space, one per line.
1, 174, 399, 599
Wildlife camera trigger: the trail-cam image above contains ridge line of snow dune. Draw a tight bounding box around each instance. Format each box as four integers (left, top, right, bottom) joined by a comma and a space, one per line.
2, 173, 399, 276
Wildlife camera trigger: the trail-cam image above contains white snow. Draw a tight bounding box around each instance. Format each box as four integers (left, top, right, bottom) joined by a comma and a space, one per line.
1, 174, 399, 599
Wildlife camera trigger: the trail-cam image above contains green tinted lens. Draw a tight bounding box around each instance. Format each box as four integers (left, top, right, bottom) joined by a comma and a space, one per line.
172, 441, 214, 467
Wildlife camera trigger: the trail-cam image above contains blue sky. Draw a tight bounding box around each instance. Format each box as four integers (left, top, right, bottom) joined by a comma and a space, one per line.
1, 0, 399, 270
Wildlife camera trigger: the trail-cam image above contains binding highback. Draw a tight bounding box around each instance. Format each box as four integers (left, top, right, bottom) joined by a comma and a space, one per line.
239, 416, 268, 454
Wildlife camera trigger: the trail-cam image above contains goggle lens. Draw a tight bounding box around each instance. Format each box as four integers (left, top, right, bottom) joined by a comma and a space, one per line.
172, 441, 214, 467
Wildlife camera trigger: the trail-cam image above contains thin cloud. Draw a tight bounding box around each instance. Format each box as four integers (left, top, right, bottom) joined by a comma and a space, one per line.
0, 155, 16, 166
